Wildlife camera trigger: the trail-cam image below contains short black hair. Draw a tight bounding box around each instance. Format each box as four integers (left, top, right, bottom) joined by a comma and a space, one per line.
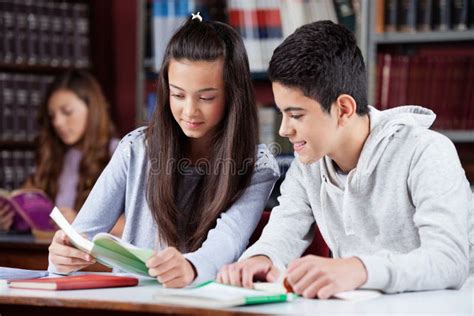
268, 20, 369, 115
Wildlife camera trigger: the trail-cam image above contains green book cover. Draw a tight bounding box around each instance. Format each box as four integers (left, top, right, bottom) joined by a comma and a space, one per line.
50, 207, 154, 278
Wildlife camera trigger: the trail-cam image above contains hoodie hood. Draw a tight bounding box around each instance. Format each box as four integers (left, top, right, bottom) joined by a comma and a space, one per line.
359, 105, 436, 177
321, 105, 436, 191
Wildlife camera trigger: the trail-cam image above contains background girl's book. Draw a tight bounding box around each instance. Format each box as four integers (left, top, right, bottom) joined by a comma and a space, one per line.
0, 188, 55, 234
50, 207, 154, 278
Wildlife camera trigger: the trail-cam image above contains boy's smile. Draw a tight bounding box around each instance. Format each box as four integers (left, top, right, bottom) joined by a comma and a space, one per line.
272, 82, 340, 165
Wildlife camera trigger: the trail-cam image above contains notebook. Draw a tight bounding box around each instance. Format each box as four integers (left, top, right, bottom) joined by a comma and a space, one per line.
153, 280, 296, 308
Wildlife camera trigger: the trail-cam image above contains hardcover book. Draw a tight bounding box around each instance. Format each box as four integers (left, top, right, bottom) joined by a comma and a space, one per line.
9, 274, 138, 291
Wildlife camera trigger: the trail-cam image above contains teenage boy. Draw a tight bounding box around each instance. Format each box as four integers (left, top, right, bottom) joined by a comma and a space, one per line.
217, 21, 473, 298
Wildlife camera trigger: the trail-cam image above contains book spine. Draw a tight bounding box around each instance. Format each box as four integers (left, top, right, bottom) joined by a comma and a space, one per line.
14, 74, 29, 141
0, 1, 4, 63
452, 0, 469, 30
25, 0, 39, 65
385, 0, 399, 32
14, 1, 28, 65
61, 2, 73, 67
399, 0, 418, 32
470, 0, 474, 29
433, 0, 452, 31
73, 3, 91, 68
333, 0, 356, 32
3, 1, 15, 64
417, 0, 434, 31
2, 73, 15, 141
0, 73, 5, 141
1, 151, 15, 190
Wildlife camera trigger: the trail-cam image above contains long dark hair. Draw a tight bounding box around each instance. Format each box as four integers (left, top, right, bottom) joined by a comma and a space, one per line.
146, 18, 258, 251
28, 70, 116, 210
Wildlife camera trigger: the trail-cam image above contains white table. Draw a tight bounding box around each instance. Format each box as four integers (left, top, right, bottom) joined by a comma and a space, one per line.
0, 275, 472, 315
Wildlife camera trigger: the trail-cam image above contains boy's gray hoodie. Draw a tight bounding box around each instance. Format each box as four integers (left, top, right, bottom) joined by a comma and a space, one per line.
241, 106, 473, 293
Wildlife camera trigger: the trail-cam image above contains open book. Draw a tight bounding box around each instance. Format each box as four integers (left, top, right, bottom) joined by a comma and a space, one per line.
254, 281, 382, 302
0, 188, 55, 235
154, 280, 296, 308
50, 207, 154, 278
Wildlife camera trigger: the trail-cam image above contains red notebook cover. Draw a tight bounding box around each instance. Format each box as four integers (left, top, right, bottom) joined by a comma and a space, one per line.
9, 274, 139, 291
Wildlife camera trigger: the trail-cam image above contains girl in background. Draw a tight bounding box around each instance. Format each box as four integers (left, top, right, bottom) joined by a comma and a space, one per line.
27, 70, 124, 235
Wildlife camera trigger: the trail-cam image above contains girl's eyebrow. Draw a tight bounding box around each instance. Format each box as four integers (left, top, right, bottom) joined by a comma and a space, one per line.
169, 84, 218, 93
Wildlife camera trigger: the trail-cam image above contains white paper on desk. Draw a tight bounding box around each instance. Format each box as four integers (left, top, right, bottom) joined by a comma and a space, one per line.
0, 267, 49, 286
332, 289, 382, 301
254, 282, 381, 302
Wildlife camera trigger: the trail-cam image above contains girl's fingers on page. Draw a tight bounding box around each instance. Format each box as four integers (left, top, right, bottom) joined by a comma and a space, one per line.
148, 257, 177, 277
163, 275, 187, 288
157, 266, 181, 284
161, 274, 184, 288
52, 254, 93, 266
54, 263, 90, 274
146, 247, 176, 268
49, 241, 93, 262
52, 230, 67, 245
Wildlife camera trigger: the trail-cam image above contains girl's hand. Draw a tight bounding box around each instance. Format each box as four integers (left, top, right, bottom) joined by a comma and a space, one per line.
0, 202, 15, 231
48, 230, 96, 273
146, 247, 196, 288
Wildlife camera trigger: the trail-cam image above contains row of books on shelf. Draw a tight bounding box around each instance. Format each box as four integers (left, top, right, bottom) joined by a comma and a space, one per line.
0, 0, 91, 68
377, 0, 474, 33
150, 0, 356, 72
375, 48, 474, 130
0, 149, 35, 190
0, 72, 54, 142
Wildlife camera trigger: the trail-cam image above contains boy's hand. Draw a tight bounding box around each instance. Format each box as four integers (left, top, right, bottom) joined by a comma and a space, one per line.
286, 255, 368, 299
146, 247, 196, 288
48, 230, 96, 273
217, 255, 280, 288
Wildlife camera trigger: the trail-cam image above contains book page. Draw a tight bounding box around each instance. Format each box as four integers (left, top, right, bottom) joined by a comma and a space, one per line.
162, 281, 281, 301
93, 233, 154, 262
49, 207, 93, 253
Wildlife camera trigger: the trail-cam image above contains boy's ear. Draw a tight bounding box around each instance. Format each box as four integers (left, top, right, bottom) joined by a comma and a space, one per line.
335, 94, 357, 126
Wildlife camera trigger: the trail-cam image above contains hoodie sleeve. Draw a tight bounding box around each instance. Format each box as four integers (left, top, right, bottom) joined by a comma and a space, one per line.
358, 134, 470, 293
240, 159, 317, 268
